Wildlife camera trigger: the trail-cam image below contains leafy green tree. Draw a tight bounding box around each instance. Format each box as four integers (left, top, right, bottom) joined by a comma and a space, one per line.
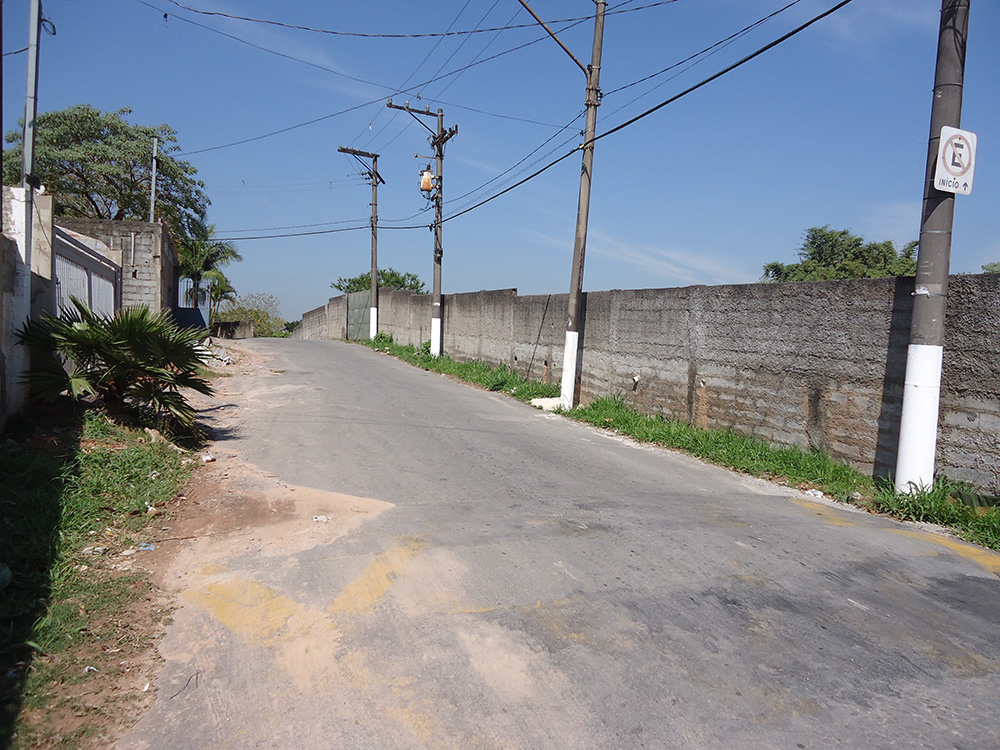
982, 262, 1000, 273
332, 267, 426, 294
2, 104, 209, 241
762, 226, 918, 282
15, 299, 213, 431
177, 226, 242, 316
215, 292, 287, 338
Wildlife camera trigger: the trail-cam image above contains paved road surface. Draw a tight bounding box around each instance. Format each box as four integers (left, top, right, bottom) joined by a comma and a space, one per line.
120, 338, 1000, 749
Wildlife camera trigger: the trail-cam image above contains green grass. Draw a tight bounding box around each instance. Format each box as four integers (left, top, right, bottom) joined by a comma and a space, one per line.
568, 395, 871, 500
1, 408, 193, 745
367, 333, 559, 403
871, 479, 1000, 550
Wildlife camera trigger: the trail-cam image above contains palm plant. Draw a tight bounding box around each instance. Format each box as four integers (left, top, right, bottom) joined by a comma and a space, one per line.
15, 299, 214, 430
204, 269, 237, 325
178, 227, 241, 311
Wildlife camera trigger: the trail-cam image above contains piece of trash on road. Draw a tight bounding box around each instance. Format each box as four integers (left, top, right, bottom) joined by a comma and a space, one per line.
805, 489, 825, 498
139, 542, 155, 552
312, 515, 330, 523
83, 666, 98, 674
201, 452, 216, 463
120, 548, 137, 557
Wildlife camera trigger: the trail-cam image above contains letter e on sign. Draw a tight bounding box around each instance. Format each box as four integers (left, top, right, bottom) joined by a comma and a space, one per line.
934, 126, 977, 195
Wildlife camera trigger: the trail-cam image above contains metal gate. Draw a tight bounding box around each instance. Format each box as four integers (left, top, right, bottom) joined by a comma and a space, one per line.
346, 290, 371, 340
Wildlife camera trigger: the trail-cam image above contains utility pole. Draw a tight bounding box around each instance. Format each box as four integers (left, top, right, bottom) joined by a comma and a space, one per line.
149, 137, 158, 222
387, 99, 457, 357
21, 0, 42, 301
338, 146, 385, 339
518, 0, 607, 408
895, 0, 971, 493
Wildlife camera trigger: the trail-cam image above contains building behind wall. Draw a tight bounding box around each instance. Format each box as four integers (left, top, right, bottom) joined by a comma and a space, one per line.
55, 217, 177, 312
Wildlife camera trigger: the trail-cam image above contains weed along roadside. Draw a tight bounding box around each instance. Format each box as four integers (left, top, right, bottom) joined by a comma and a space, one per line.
366, 335, 1000, 553
1, 409, 198, 747
3, 303, 224, 747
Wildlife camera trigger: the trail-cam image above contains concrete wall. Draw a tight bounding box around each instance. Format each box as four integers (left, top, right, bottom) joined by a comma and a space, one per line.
0, 234, 23, 434
294, 276, 1000, 492
1, 187, 56, 432
55, 218, 177, 311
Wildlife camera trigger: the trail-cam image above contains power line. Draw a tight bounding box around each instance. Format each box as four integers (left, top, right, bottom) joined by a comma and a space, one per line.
352, 0, 473, 150
145, 0, 586, 156
594, 0, 856, 146
160, 0, 678, 39
439, 0, 857, 226
193, 0, 853, 240
603, 0, 805, 97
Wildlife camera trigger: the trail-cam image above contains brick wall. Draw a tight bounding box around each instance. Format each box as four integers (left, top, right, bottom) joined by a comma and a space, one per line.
294, 275, 1000, 492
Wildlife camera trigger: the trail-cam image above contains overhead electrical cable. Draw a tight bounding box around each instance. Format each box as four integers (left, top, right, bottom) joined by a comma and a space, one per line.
438, 0, 856, 227
160, 0, 678, 39
446, 109, 585, 206
593, 0, 855, 146
352, 0, 473, 149
202, 0, 851, 241
146, 0, 586, 156
603, 0, 805, 97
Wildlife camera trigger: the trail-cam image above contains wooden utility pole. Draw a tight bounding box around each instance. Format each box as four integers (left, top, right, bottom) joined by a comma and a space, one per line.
338, 146, 384, 339
387, 100, 457, 357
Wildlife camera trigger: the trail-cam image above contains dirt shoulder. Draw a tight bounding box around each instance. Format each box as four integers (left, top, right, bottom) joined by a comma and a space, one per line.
9, 341, 276, 749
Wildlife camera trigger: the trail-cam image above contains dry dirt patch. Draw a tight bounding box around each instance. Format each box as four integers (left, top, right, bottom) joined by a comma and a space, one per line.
12, 341, 386, 748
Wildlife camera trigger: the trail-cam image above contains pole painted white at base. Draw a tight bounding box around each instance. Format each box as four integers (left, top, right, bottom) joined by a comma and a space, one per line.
894, 343, 944, 493
369, 307, 378, 340
560, 330, 579, 410
431, 317, 442, 357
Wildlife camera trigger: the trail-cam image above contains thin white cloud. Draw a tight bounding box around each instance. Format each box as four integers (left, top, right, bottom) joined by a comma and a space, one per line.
587, 230, 757, 287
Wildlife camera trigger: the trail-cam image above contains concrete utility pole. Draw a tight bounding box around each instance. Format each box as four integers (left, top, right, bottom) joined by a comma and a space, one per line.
895, 0, 971, 493
386, 99, 457, 357
20, 0, 42, 297
338, 146, 385, 339
149, 137, 158, 222
518, 0, 607, 409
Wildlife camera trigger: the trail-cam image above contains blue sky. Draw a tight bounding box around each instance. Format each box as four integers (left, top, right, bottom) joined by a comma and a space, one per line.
3, 0, 998, 320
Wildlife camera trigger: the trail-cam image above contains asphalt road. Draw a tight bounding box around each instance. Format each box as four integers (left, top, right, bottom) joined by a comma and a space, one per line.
120, 338, 1000, 749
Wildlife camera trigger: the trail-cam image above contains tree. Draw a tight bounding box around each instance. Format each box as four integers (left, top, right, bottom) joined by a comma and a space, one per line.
762, 226, 918, 282
15, 299, 213, 431
206, 272, 238, 325
982, 262, 1000, 273
215, 293, 287, 338
332, 267, 426, 294
177, 226, 242, 317
2, 104, 209, 242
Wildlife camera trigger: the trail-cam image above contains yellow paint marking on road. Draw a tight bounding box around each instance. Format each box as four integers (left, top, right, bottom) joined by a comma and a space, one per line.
330, 537, 427, 615
185, 579, 308, 643
789, 497, 857, 526
890, 529, 1000, 576
194, 563, 230, 576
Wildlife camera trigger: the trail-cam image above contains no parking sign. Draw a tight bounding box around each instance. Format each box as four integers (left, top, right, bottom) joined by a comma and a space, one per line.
934, 126, 977, 195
